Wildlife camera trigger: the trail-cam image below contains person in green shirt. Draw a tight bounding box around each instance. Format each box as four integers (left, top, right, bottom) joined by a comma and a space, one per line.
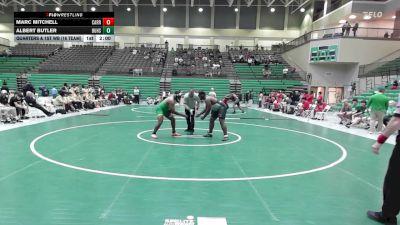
151, 95, 187, 139
367, 88, 389, 134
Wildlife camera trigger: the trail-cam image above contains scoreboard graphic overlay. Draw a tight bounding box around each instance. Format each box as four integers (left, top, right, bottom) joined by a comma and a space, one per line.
14, 12, 114, 43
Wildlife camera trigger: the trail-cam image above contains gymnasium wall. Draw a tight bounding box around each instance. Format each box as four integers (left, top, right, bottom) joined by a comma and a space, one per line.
282, 37, 400, 91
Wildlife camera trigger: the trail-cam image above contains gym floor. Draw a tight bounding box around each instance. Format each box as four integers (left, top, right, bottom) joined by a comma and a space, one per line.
0, 105, 395, 225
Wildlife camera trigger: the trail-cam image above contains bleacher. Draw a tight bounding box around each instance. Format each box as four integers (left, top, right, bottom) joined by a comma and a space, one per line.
98, 47, 166, 76
171, 78, 230, 97
0, 57, 45, 73
363, 57, 400, 76
353, 89, 399, 102
100, 76, 160, 97
0, 73, 17, 91
27, 74, 90, 95
164, 48, 235, 78
242, 79, 306, 95
38, 46, 114, 74
10, 44, 62, 57
234, 64, 287, 79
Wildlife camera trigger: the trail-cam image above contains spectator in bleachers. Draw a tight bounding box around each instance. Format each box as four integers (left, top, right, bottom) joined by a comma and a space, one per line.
383, 100, 397, 126
283, 67, 288, 79
337, 101, 352, 124
10, 91, 29, 119
25, 91, 54, 117
1, 80, 9, 93
247, 57, 253, 66
367, 88, 389, 134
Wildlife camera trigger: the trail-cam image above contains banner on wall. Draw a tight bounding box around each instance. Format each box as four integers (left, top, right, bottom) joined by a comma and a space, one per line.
310, 45, 338, 62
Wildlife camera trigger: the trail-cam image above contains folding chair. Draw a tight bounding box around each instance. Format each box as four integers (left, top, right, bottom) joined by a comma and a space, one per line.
315, 105, 331, 120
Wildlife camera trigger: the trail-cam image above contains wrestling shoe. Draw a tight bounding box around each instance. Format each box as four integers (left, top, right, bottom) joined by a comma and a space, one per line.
171, 133, 182, 137
203, 133, 213, 138
367, 211, 397, 225
222, 135, 229, 141
151, 134, 158, 139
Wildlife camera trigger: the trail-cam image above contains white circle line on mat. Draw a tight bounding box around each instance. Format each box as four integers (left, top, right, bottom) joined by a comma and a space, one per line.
29, 120, 347, 182
137, 128, 241, 147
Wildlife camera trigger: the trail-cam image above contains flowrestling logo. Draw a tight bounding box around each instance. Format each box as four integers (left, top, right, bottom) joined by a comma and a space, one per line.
164, 216, 195, 225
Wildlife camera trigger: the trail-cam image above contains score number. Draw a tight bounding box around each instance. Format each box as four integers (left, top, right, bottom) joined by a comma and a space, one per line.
102, 18, 114, 34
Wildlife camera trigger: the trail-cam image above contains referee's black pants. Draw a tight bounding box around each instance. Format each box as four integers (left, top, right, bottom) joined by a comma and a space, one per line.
382, 136, 400, 222
185, 108, 195, 131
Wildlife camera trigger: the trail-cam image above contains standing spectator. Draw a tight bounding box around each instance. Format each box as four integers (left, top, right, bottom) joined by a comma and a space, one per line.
384, 32, 389, 38
165, 40, 169, 50
352, 23, 359, 36
367, 88, 389, 134
342, 23, 346, 36
351, 82, 356, 96
133, 86, 140, 104
345, 22, 351, 36
307, 73, 312, 83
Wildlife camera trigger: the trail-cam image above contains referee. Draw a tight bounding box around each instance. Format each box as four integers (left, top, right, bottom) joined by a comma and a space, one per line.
368, 107, 400, 225
183, 89, 200, 135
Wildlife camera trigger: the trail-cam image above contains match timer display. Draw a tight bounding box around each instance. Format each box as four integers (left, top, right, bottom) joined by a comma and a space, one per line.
14, 12, 115, 43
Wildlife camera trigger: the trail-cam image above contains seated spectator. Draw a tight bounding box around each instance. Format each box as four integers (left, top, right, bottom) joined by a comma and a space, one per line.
10, 91, 29, 119
313, 100, 327, 119
53, 91, 75, 113
346, 100, 368, 128
25, 91, 54, 117
295, 98, 308, 116
22, 82, 35, 96
391, 80, 399, 90
383, 100, 397, 126
247, 57, 253, 66
39, 85, 49, 97
0, 90, 18, 123
317, 92, 323, 102
337, 101, 352, 124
